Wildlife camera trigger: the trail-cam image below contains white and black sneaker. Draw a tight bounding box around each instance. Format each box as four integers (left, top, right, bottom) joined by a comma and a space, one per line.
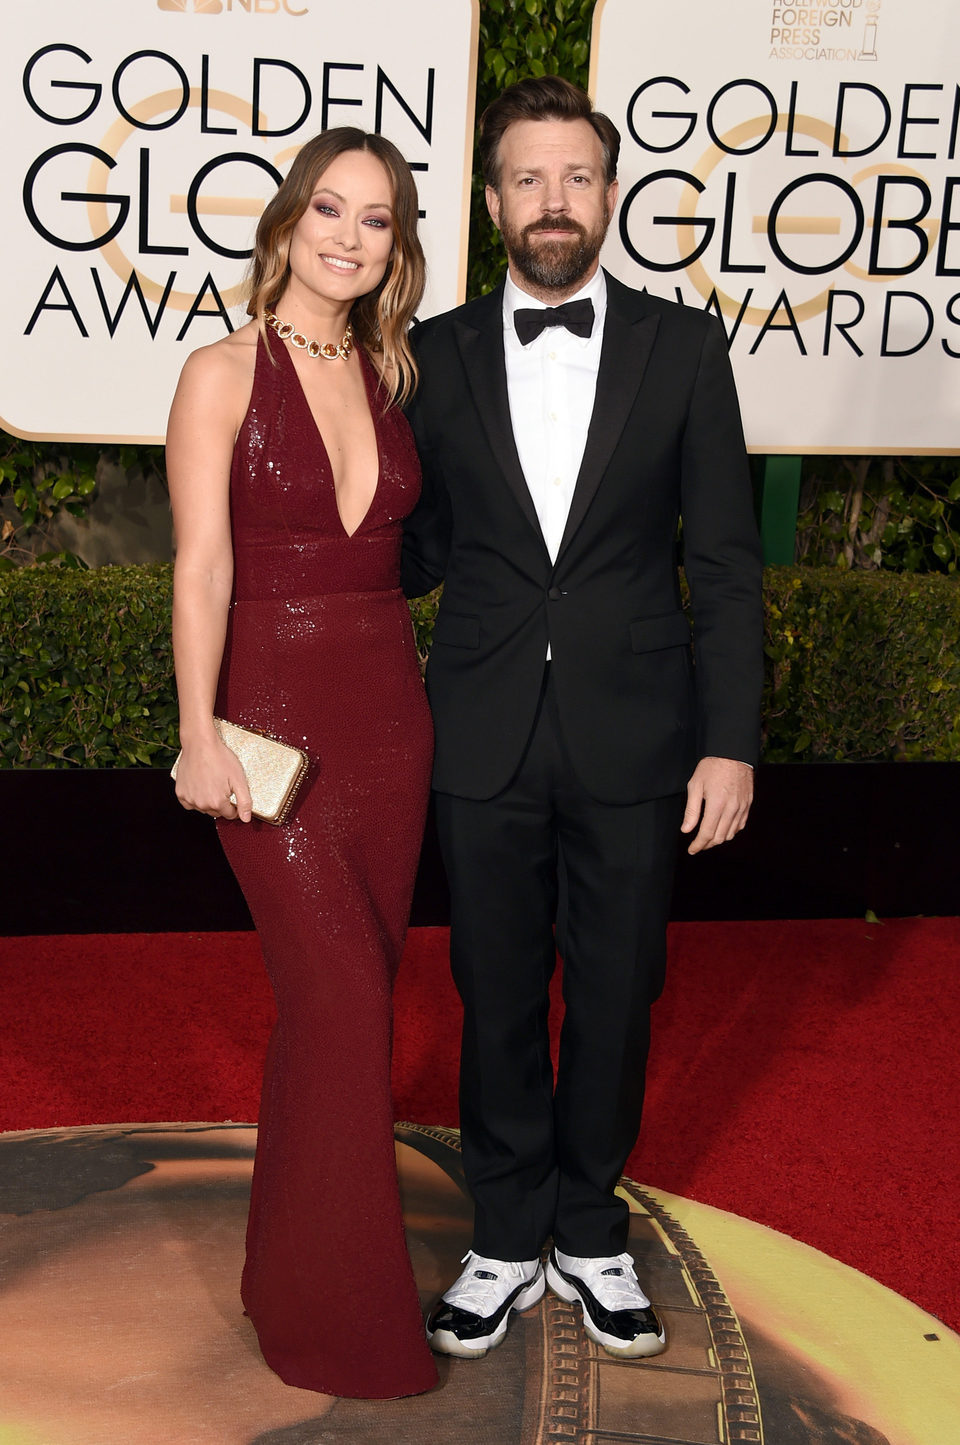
546, 1248, 667, 1358
426, 1251, 545, 1358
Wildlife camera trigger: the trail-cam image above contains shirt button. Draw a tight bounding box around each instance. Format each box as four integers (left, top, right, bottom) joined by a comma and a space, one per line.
553, 477, 562, 487
549, 350, 557, 360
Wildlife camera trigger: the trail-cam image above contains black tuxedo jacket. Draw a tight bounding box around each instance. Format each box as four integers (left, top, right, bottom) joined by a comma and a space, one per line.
401, 271, 764, 805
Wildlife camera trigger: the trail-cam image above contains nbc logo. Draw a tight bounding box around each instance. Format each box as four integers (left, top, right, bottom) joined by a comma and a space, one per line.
157, 0, 310, 11
157, 0, 223, 11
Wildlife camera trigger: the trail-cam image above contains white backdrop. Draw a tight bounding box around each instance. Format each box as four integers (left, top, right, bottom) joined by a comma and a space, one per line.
591, 0, 960, 452
2, 0, 479, 442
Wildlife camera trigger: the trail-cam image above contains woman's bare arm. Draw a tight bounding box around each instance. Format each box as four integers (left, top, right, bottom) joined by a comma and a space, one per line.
167, 337, 255, 821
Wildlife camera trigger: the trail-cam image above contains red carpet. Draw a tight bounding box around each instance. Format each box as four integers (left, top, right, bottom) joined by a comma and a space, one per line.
3, 920, 958, 1333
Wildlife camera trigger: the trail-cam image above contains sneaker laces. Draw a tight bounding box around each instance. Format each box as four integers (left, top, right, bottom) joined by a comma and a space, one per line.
443, 1251, 538, 1315
563, 1251, 652, 1311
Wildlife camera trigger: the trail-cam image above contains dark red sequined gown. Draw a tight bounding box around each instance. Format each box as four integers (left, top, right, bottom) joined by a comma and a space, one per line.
214, 335, 437, 1398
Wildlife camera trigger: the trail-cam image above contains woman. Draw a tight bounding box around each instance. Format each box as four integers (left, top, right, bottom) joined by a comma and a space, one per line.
167, 129, 437, 1399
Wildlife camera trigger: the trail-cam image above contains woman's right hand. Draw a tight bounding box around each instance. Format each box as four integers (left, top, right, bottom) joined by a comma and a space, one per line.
174, 733, 254, 823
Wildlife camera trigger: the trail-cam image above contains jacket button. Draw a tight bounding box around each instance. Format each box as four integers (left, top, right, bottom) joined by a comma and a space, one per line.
547, 586, 563, 601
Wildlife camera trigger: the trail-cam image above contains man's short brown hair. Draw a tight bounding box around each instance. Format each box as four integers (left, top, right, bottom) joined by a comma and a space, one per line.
479, 75, 621, 190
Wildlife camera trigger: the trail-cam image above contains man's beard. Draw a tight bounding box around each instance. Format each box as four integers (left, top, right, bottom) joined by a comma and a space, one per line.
499, 206, 610, 293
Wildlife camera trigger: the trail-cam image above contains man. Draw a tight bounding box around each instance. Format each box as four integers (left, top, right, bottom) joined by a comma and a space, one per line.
402, 76, 763, 1361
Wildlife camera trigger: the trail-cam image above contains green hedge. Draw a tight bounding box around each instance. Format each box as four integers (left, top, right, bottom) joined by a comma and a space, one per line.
762, 569, 960, 761
2, 564, 958, 768
0, 565, 178, 767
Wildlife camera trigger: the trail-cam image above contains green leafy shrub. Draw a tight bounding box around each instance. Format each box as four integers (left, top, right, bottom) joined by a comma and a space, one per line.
796, 456, 960, 574
1, 430, 169, 570
410, 588, 441, 671
762, 568, 960, 761
0, 433, 100, 568
3, 565, 958, 767
0, 564, 178, 767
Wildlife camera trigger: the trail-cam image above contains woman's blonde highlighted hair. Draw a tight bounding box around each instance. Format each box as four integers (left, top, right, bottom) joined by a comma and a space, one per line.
246, 128, 425, 406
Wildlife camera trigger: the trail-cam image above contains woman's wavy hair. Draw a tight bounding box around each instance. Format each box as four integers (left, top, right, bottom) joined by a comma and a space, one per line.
246, 128, 425, 406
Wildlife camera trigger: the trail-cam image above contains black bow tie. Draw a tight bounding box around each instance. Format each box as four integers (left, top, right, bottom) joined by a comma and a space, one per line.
513, 298, 595, 346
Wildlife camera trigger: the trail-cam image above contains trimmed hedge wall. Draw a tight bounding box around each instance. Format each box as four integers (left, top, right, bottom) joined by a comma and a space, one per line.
2, 564, 958, 767
1, 565, 177, 768
763, 569, 960, 762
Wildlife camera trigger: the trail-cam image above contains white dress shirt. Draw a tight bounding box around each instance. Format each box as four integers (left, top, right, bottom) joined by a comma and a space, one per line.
502, 268, 607, 565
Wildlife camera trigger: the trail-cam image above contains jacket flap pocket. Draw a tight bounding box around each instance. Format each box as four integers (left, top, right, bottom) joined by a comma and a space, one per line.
433, 611, 481, 649
630, 611, 691, 655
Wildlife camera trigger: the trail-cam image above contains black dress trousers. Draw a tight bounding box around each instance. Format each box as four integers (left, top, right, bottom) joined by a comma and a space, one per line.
434, 667, 685, 1261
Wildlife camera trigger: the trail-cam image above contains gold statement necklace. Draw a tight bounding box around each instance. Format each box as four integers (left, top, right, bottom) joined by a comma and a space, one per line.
264, 310, 354, 361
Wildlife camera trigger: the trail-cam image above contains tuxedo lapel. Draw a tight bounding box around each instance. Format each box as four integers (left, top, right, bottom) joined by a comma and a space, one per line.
454, 289, 548, 550
555, 276, 660, 567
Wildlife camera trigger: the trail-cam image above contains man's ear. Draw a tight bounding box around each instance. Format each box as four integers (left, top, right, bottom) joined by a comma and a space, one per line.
485, 185, 502, 230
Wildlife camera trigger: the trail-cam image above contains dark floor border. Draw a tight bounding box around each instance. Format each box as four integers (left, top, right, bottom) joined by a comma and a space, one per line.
4, 763, 957, 934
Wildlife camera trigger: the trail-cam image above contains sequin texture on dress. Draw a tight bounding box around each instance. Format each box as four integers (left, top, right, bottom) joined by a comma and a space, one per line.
214, 334, 436, 1399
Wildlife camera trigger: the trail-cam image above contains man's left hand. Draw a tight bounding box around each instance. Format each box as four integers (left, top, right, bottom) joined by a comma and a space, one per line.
681, 756, 754, 855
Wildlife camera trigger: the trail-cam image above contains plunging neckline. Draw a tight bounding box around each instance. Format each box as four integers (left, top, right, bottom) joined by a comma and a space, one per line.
274, 335, 383, 539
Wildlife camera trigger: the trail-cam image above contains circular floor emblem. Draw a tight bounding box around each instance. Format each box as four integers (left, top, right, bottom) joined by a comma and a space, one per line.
0, 1122, 955, 1444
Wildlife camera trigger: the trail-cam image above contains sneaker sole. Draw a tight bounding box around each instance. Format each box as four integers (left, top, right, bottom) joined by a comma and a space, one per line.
545, 1259, 667, 1359
427, 1270, 546, 1358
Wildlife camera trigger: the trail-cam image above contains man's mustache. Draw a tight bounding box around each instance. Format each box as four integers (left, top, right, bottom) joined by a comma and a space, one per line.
523, 218, 585, 237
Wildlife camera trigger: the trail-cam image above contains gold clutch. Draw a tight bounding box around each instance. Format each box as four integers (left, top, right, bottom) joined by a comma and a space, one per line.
171, 718, 310, 826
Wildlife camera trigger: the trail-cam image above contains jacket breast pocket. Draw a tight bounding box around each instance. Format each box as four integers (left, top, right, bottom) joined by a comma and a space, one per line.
433, 611, 481, 649
629, 611, 692, 655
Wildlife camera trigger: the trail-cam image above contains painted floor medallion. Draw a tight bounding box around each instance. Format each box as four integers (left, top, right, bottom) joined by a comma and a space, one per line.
0, 1123, 957, 1445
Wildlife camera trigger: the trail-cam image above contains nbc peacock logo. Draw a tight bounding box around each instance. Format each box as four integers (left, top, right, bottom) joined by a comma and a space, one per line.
158, 0, 224, 11
156, 0, 310, 12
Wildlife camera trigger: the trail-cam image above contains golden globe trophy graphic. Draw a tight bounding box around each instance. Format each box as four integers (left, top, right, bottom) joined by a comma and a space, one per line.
861, 0, 881, 61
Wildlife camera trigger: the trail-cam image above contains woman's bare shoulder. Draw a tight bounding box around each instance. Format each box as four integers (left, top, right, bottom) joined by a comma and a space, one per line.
180, 321, 258, 384
173, 323, 261, 426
